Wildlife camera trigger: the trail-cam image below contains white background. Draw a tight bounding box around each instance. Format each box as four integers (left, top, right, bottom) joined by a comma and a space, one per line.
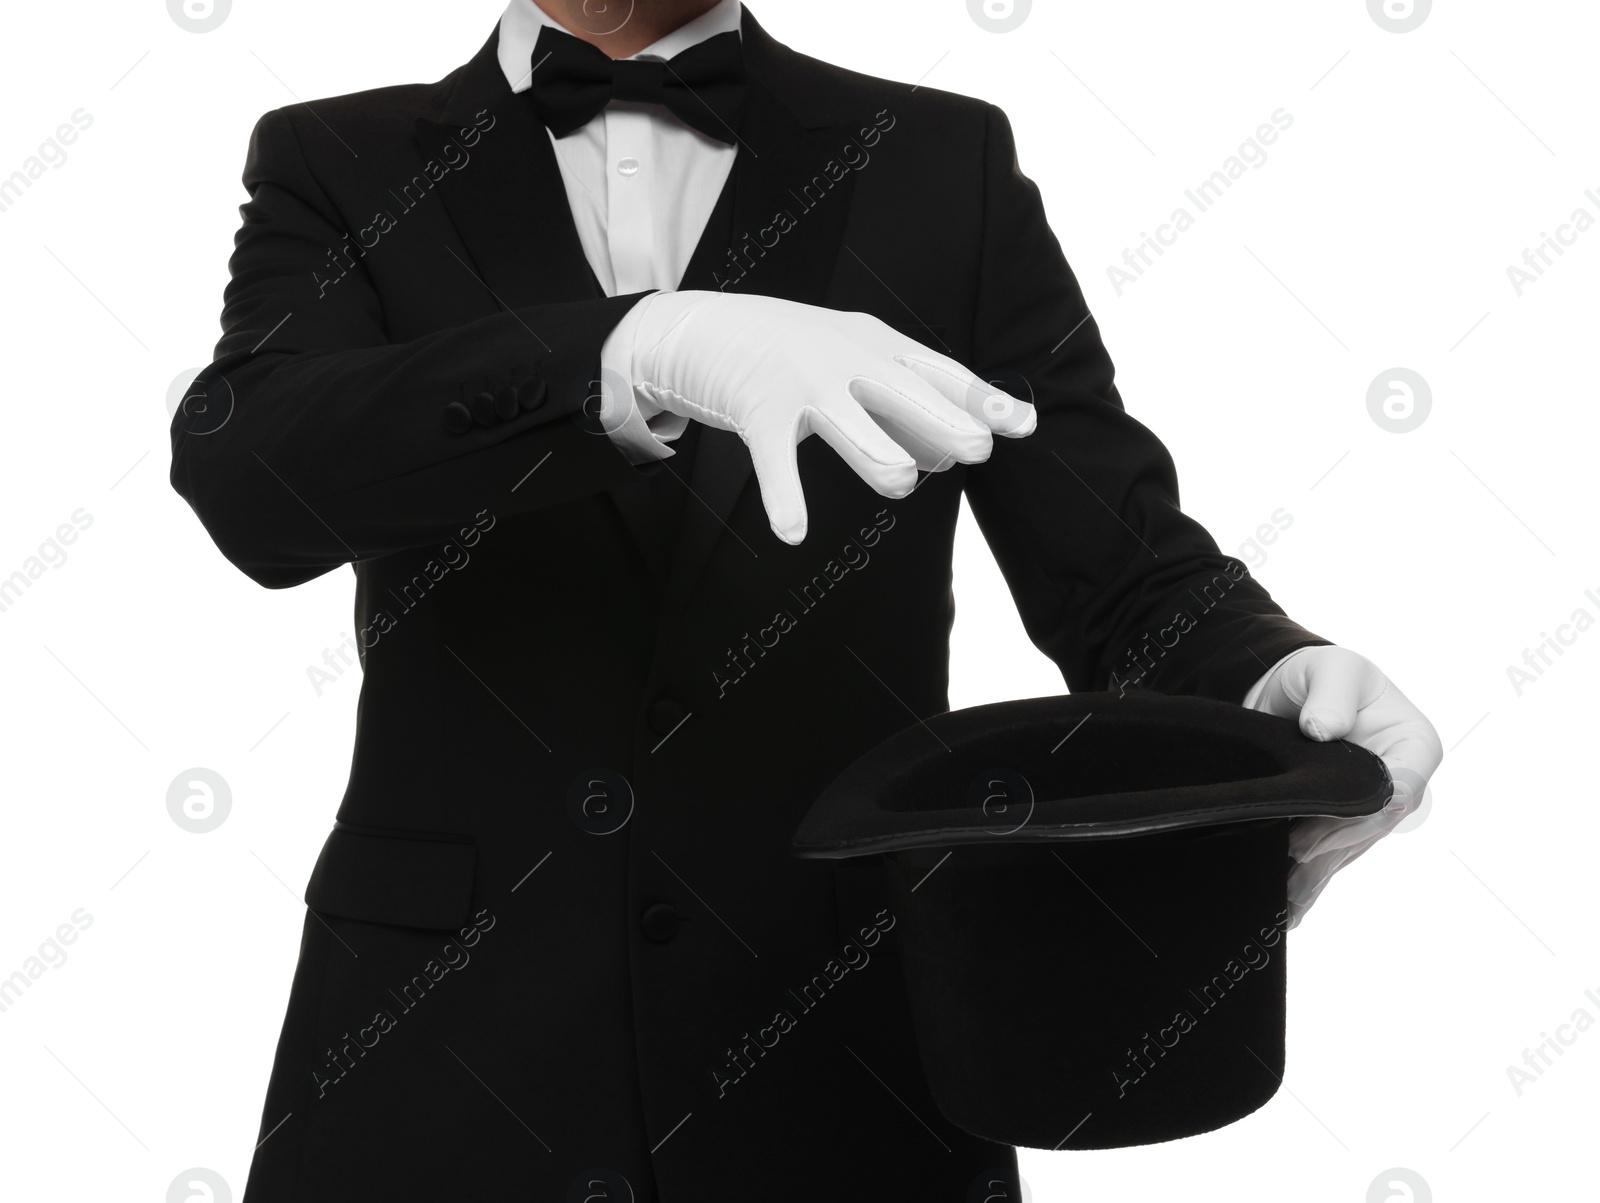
0, 1, 1593, 1200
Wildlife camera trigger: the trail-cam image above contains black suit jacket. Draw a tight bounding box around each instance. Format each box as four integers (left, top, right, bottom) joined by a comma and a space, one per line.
171, 10, 1328, 1201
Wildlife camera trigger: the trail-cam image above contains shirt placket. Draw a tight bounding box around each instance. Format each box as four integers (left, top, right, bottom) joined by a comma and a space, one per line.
605, 105, 657, 295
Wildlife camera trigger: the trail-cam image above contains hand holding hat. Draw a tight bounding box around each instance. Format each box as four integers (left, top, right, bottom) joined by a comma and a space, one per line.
794, 688, 1398, 1148
1243, 645, 1444, 927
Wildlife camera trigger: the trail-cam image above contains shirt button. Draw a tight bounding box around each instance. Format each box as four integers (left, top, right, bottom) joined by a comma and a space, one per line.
640, 903, 682, 942
616, 156, 640, 177
648, 697, 689, 736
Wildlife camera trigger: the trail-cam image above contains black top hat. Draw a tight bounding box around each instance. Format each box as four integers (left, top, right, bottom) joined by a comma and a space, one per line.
794, 691, 1392, 1151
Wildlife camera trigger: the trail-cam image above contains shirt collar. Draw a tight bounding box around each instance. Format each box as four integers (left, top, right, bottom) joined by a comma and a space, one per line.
497, 0, 744, 93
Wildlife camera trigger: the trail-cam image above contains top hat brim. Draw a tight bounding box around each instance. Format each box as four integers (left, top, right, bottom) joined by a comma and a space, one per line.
794, 691, 1393, 859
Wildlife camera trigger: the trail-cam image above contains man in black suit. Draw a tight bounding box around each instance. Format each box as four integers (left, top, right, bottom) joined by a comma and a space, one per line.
171, 2, 1441, 1199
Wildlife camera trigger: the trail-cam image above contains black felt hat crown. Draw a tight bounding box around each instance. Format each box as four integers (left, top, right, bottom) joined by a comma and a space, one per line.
794, 690, 1391, 1151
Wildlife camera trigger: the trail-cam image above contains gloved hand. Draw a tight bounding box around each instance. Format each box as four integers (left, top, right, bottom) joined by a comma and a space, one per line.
1242, 645, 1443, 927
602, 290, 1037, 544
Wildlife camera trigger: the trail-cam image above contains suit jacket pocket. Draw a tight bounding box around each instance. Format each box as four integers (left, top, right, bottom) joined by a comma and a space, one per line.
304, 825, 477, 930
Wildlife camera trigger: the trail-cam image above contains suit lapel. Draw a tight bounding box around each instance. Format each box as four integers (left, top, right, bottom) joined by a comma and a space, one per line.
414, 33, 601, 311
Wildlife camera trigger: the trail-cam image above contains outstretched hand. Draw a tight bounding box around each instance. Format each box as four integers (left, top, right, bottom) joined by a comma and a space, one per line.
612, 290, 1038, 544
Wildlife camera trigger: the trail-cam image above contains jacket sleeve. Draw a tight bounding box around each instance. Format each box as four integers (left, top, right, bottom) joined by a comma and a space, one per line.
961, 103, 1329, 703
170, 106, 656, 589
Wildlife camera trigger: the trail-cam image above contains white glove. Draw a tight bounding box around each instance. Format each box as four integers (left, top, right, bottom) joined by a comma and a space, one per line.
598, 290, 1037, 544
1243, 645, 1443, 927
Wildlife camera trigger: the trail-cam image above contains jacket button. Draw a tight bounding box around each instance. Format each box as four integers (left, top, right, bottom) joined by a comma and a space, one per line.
519, 374, 549, 412
493, 384, 520, 421
640, 903, 682, 942
470, 389, 498, 426
647, 696, 689, 736
443, 401, 473, 434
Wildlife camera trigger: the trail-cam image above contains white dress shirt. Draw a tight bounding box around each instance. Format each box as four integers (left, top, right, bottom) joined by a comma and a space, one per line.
497, 0, 743, 462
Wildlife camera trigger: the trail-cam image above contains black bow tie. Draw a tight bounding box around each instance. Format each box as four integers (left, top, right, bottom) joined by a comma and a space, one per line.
524, 24, 746, 145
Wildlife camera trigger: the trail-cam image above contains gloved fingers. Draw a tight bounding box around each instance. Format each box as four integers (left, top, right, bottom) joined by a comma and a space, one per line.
1288, 811, 1398, 862
797, 398, 921, 498
893, 352, 1038, 439
866, 424, 961, 475
1292, 646, 1381, 742
1245, 674, 1304, 720
1241, 646, 1314, 715
864, 359, 985, 467
1336, 689, 1442, 835
1261, 648, 1443, 925
1365, 727, 1443, 817
851, 384, 970, 472
846, 371, 994, 466
1285, 861, 1341, 929
741, 412, 814, 545
1349, 681, 1444, 780
1287, 836, 1379, 926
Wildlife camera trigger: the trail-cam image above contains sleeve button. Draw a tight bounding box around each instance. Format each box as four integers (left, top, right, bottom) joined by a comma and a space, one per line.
519, 375, 549, 412
639, 903, 682, 942
493, 384, 520, 421
470, 390, 499, 426
443, 401, 473, 434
